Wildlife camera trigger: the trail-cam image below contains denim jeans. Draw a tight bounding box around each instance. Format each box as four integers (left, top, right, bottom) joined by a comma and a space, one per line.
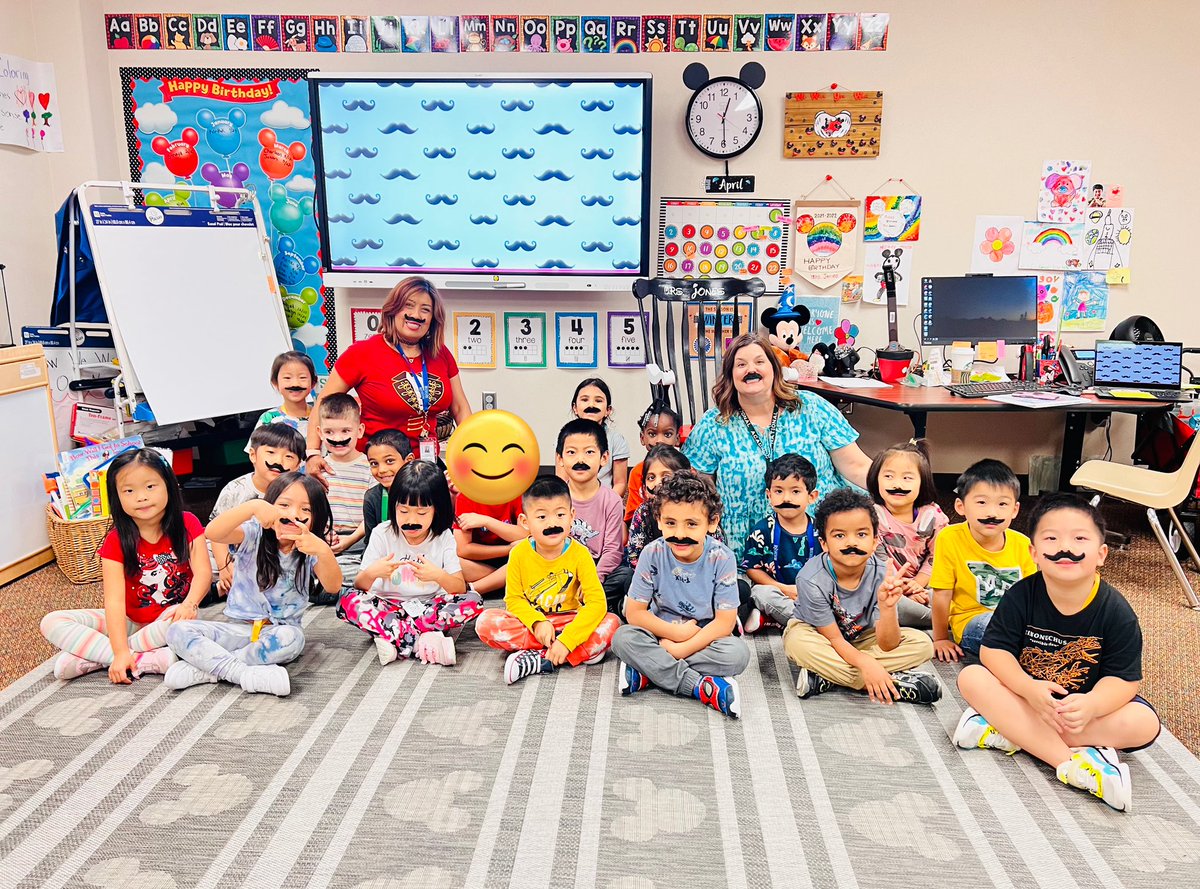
959, 612, 992, 655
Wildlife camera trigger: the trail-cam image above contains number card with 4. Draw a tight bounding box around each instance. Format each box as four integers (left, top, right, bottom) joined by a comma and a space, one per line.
453, 312, 496, 368
608, 312, 648, 367
555, 313, 597, 368
504, 312, 547, 368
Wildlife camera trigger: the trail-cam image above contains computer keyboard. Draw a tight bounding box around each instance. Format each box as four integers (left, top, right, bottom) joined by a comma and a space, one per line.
945, 380, 1050, 397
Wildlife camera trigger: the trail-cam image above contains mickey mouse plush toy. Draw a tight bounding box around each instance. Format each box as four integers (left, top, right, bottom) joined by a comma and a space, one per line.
760, 285, 820, 381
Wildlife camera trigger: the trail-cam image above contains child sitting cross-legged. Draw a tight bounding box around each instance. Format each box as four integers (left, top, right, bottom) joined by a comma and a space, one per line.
339, 460, 482, 666
360, 429, 415, 535
955, 493, 1160, 813
475, 476, 621, 684
611, 471, 749, 719
742, 453, 821, 633
784, 488, 941, 704
316, 393, 375, 605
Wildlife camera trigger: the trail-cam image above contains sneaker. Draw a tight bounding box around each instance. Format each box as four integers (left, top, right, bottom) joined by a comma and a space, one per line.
743, 608, 765, 635
953, 707, 1020, 753
374, 636, 399, 666
164, 661, 219, 690
134, 647, 176, 677
504, 649, 553, 685
582, 650, 606, 666
239, 664, 291, 696
890, 670, 942, 704
618, 662, 649, 695
53, 652, 104, 680
1057, 746, 1132, 812
795, 668, 832, 699
416, 632, 456, 666
694, 675, 740, 719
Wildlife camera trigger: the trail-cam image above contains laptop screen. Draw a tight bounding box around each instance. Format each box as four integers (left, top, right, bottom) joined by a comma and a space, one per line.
1093, 340, 1183, 388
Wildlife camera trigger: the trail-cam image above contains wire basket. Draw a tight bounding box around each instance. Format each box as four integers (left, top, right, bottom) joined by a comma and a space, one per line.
44, 504, 111, 584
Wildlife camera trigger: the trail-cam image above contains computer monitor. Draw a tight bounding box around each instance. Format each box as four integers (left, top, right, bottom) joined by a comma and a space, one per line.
920, 276, 1038, 345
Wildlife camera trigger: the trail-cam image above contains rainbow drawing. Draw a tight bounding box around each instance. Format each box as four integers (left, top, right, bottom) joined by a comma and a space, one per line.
1034, 227, 1074, 246
806, 222, 843, 256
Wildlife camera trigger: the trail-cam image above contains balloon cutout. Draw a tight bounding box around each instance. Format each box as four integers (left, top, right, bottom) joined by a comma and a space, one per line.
445, 411, 541, 505
151, 128, 200, 179
281, 285, 320, 330
144, 188, 191, 208
200, 162, 251, 208
196, 108, 246, 158
274, 235, 321, 288
267, 182, 315, 234
258, 128, 306, 180
834, 319, 859, 347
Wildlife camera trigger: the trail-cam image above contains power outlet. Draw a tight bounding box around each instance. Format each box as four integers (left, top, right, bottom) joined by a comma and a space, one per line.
481, 391, 497, 411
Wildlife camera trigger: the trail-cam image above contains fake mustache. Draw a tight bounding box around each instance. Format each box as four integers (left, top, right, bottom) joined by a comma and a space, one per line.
284, 386, 308, 393
326, 437, 352, 448
402, 315, 425, 325
977, 517, 1005, 526
582, 407, 602, 414
265, 462, 287, 473
571, 462, 591, 471
840, 546, 869, 556
1045, 550, 1086, 563
278, 516, 308, 527
742, 372, 764, 382
665, 536, 701, 546
400, 523, 424, 532
885, 488, 912, 496
774, 501, 805, 510
541, 525, 565, 536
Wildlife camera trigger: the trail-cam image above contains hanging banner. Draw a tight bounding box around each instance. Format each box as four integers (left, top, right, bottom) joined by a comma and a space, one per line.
0, 53, 63, 152
792, 199, 860, 289
120, 66, 335, 373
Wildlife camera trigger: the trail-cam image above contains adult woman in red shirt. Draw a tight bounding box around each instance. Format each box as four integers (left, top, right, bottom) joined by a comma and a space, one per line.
306, 277, 472, 480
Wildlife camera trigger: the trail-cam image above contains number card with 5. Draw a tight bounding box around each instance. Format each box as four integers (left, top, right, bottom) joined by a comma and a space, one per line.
453, 312, 496, 368
555, 313, 597, 368
504, 312, 547, 368
608, 311, 648, 367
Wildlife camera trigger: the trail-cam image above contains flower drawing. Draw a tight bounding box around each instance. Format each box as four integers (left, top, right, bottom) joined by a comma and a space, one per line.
980, 227, 1015, 263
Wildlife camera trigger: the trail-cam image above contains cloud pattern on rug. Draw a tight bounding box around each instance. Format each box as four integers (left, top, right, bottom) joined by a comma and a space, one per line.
820, 717, 913, 768
850, 792, 959, 861
616, 709, 700, 754
0, 758, 53, 812
85, 857, 178, 889
421, 701, 507, 747
140, 764, 251, 825
610, 778, 706, 842
35, 692, 125, 736
214, 699, 309, 740
385, 771, 483, 833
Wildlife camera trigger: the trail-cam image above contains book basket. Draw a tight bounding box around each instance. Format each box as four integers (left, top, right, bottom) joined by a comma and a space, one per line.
45, 504, 111, 584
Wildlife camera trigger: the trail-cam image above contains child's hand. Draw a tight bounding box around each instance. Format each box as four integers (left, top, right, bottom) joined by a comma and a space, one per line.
410, 556, 441, 583
532, 620, 556, 648
1054, 692, 1095, 734
329, 530, 347, 554
1022, 679, 1070, 731
658, 638, 689, 659
456, 513, 490, 531
547, 640, 570, 666
367, 554, 402, 580
860, 660, 899, 704
172, 602, 199, 622
780, 584, 798, 601
305, 454, 333, 490
444, 469, 459, 497
878, 576, 904, 610
933, 639, 963, 662
902, 582, 930, 604
217, 563, 234, 594
253, 501, 288, 531
291, 527, 331, 558
109, 650, 136, 685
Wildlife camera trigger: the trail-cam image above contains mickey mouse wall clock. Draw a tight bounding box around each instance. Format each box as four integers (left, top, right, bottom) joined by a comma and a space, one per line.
682, 62, 765, 160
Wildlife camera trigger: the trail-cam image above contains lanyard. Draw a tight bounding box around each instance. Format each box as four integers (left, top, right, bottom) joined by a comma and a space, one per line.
740, 406, 779, 462
381, 489, 389, 525
395, 346, 431, 413
773, 517, 817, 566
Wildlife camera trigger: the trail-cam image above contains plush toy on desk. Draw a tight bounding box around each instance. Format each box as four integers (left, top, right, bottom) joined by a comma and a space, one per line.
760, 284, 820, 382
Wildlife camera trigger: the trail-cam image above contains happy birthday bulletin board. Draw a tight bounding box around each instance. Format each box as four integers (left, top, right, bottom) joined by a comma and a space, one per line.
120, 67, 335, 372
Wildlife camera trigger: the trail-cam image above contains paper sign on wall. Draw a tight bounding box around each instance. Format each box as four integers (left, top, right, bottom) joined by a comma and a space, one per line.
556, 313, 598, 368
796, 294, 841, 354
793, 199, 859, 288
863, 195, 921, 241
1060, 272, 1109, 332
1038, 159, 1091, 224
608, 312, 648, 367
504, 313, 547, 367
454, 312, 496, 368
0, 54, 63, 152
863, 244, 914, 306
1081, 207, 1134, 272
784, 90, 883, 158
686, 303, 752, 359
1036, 272, 1064, 360
1019, 221, 1084, 271
969, 215, 1023, 275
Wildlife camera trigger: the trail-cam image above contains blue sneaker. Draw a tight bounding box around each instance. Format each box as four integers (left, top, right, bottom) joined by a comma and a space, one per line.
693, 675, 741, 719
1056, 746, 1132, 812
619, 663, 649, 696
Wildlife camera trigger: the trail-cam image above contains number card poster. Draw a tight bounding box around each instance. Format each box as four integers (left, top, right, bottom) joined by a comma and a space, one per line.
454, 312, 496, 368
504, 312, 547, 368
350, 308, 380, 342
657, 198, 791, 291
608, 312, 648, 367
556, 313, 598, 368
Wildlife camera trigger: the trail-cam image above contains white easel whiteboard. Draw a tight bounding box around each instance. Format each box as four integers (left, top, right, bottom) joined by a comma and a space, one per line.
78, 188, 291, 425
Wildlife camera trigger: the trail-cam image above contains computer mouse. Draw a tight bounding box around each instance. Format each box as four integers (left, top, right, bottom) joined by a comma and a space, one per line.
1061, 386, 1082, 396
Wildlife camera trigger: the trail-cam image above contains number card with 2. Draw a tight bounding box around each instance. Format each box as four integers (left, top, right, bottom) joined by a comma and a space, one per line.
555, 313, 598, 368
608, 312, 648, 367
453, 312, 496, 368
504, 312, 547, 368
350, 308, 381, 343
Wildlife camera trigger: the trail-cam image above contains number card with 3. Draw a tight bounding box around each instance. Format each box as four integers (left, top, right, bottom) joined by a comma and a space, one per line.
504, 312, 547, 368
607, 311, 648, 367
555, 313, 597, 368
453, 312, 496, 368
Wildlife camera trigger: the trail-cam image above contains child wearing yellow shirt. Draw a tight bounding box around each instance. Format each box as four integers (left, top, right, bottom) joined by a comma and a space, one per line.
931, 459, 1036, 661
475, 476, 621, 684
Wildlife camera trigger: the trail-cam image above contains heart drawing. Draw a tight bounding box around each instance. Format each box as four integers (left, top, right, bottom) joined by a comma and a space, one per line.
814, 110, 852, 139
38, 93, 50, 110
14, 88, 26, 106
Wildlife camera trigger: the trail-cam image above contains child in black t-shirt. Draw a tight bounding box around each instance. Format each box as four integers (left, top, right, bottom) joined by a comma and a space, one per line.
954, 493, 1160, 812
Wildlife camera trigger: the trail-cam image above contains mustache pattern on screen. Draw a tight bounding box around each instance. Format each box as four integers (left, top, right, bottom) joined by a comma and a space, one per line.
1045, 550, 1086, 563
664, 536, 700, 546
885, 487, 912, 496
977, 517, 1005, 525
541, 526, 565, 536
400, 523, 424, 532
742, 372, 764, 382
325, 437, 352, 448
839, 546, 869, 556
571, 462, 591, 471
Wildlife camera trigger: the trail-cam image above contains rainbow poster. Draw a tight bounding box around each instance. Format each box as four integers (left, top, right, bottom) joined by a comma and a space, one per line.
793, 198, 859, 288
1018, 220, 1083, 270
863, 194, 920, 241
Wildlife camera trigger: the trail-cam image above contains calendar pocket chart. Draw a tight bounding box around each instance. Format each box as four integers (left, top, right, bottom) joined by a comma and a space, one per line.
657, 198, 791, 291
556, 313, 598, 369
454, 312, 496, 368
504, 312, 547, 368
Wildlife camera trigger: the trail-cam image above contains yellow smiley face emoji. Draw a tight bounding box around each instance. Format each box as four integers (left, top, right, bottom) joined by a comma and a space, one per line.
445, 410, 541, 504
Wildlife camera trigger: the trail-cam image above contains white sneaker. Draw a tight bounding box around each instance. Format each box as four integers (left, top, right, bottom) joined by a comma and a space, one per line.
416, 632, 456, 666
953, 707, 1020, 753
53, 652, 104, 680
239, 665, 291, 696
164, 661, 218, 690
374, 637, 399, 666
134, 647, 177, 677
1057, 746, 1132, 812
743, 608, 764, 635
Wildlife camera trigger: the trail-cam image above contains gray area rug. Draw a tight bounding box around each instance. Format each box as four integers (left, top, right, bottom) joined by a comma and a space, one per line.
1, 605, 1199, 889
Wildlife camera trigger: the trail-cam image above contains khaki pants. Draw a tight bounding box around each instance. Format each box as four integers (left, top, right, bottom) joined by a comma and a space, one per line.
783, 620, 933, 690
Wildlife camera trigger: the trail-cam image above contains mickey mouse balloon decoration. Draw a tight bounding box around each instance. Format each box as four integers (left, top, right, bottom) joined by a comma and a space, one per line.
682, 62, 766, 160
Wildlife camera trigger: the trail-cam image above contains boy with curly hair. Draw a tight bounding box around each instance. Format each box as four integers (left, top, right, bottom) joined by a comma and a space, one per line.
611, 470, 749, 718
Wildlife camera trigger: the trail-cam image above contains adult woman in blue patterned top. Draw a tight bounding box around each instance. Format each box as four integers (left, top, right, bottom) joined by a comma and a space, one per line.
683, 333, 871, 562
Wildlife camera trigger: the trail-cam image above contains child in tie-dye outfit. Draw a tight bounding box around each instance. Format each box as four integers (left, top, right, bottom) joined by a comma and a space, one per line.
338, 460, 482, 666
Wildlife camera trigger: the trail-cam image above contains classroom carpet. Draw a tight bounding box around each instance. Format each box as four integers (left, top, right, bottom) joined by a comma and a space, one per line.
2, 605, 1200, 889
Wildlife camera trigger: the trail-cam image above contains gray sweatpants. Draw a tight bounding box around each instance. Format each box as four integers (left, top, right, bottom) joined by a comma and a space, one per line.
897, 595, 932, 630
610, 625, 750, 696
750, 583, 797, 626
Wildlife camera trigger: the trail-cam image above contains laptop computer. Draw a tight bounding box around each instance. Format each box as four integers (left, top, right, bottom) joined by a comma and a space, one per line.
1092, 340, 1190, 401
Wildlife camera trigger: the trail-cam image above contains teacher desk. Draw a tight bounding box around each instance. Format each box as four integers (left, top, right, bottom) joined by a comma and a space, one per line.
795, 379, 1174, 493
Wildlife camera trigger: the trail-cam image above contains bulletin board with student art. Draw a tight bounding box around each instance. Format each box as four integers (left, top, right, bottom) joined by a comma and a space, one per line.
119, 67, 335, 375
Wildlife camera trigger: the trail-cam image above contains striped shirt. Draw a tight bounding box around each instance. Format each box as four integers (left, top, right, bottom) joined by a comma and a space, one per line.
326, 452, 375, 534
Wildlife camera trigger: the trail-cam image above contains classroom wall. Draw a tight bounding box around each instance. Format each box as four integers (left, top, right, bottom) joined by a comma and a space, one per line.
5, 0, 1197, 471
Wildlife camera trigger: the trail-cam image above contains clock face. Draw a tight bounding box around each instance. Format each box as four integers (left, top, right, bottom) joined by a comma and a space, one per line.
686, 78, 762, 159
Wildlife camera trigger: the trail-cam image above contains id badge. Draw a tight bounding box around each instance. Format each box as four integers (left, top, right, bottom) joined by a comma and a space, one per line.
419, 438, 437, 463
